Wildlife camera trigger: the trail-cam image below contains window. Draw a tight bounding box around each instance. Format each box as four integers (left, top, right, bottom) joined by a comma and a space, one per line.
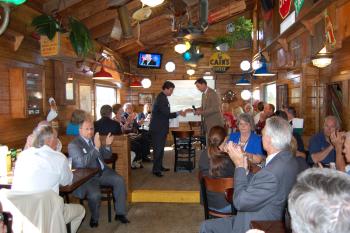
264, 83, 276, 108
95, 85, 117, 120
168, 80, 215, 122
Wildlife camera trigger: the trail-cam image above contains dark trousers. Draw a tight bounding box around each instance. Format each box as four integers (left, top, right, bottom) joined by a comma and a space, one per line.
73, 167, 126, 221
151, 131, 167, 173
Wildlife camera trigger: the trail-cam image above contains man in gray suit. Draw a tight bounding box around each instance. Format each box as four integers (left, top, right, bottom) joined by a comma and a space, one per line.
68, 118, 129, 228
194, 78, 224, 137
200, 116, 300, 233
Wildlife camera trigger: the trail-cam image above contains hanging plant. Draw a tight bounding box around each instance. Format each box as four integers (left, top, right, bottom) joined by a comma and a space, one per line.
214, 16, 253, 48
31, 15, 94, 57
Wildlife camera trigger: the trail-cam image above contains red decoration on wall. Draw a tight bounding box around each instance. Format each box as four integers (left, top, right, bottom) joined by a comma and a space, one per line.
279, 0, 292, 19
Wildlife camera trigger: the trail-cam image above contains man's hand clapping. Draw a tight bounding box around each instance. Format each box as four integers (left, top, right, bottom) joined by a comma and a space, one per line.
94, 132, 101, 149
106, 133, 114, 146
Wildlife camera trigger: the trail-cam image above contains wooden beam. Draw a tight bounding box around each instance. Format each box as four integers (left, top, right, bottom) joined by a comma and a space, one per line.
82, 9, 118, 29
90, 19, 116, 39
277, 38, 289, 52
43, 0, 85, 14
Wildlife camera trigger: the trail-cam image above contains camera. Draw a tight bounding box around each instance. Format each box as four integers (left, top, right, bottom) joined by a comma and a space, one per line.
0, 212, 12, 233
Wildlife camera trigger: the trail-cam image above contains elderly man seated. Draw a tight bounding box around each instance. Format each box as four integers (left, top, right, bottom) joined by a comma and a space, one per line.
200, 117, 301, 233
68, 116, 129, 228
12, 125, 85, 233
288, 168, 350, 233
308, 115, 339, 166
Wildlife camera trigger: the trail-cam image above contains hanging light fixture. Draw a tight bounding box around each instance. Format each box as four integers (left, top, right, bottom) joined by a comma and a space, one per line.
253, 54, 276, 76
165, 61, 176, 72
174, 43, 187, 54
236, 75, 251, 86
240, 60, 251, 71
141, 78, 152, 88
241, 90, 252, 100
140, 0, 164, 7
93, 67, 113, 80
130, 79, 142, 88
187, 69, 195, 76
311, 47, 333, 68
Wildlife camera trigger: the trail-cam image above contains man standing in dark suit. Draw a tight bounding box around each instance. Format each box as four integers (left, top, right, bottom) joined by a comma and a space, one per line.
150, 81, 185, 177
68, 117, 129, 228
200, 117, 301, 233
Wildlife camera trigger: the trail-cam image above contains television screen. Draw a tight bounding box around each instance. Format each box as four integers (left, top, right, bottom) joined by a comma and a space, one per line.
137, 52, 162, 69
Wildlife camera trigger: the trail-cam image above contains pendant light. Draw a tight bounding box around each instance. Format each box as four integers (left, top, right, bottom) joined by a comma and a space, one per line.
93, 67, 113, 80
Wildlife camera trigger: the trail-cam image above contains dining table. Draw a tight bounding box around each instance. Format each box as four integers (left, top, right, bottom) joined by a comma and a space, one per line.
0, 168, 99, 203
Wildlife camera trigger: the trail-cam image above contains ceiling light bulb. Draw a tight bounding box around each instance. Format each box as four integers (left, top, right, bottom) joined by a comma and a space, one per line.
240, 60, 251, 71
140, 0, 164, 7
187, 69, 195, 76
241, 90, 252, 100
185, 41, 191, 50
141, 78, 152, 88
174, 43, 187, 54
165, 61, 176, 72
252, 60, 261, 70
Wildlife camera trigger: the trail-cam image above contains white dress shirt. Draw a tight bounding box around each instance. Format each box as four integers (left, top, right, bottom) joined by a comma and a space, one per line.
265, 151, 280, 166
12, 145, 73, 194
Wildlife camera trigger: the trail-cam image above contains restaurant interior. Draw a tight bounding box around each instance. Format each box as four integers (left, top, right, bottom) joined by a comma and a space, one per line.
0, 0, 350, 232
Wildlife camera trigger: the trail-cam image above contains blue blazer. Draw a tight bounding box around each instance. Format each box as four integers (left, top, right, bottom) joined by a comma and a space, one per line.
228, 132, 265, 156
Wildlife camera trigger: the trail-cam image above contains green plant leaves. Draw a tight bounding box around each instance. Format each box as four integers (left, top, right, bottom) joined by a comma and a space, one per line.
214, 16, 253, 48
68, 17, 94, 57
31, 14, 60, 40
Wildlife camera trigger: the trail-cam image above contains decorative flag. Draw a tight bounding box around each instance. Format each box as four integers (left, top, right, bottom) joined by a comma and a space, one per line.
294, 0, 304, 16
279, 0, 292, 19
324, 10, 336, 47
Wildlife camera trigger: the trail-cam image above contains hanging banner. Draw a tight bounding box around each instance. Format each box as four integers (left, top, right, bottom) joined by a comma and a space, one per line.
294, 0, 304, 16
324, 10, 336, 47
209, 52, 230, 73
279, 0, 292, 19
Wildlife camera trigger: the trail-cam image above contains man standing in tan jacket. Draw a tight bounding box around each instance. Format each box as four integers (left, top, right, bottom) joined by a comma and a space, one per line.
194, 78, 224, 137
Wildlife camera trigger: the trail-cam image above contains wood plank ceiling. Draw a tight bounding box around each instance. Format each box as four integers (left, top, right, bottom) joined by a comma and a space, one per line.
26, 0, 255, 57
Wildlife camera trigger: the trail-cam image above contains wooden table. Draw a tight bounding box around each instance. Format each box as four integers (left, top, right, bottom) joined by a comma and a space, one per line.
250, 220, 289, 233
0, 168, 98, 193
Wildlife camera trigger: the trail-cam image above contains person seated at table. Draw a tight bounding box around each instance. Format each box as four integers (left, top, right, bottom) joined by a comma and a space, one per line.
66, 109, 86, 136
198, 125, 235, 213
308, 115, 339, 167
68, 117, 129, 228
255, 103, 275, 135
288, 168, 350, 233
275, 110, 306, 159
94, 105, 122, 135
24, 120, 62, 152
332, 131, 350, 174
200, 117, 300, 233
12, 125, 85, 233
136, 103, 152, 162
222, 103, 237, 133
121, 103, 139, 134
228, 113, 265, 164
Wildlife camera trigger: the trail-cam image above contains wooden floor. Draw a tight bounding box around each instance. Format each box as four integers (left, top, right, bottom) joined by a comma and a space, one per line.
77, 148, 204, 233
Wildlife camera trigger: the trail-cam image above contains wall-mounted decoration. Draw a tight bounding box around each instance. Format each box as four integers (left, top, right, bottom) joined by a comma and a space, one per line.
139, 93, 153, 105
294, 0, 304, 16
209, 52, 230, 73
279, 0, 292, 19
79, 85, 92, 113
276, 84, 288, 110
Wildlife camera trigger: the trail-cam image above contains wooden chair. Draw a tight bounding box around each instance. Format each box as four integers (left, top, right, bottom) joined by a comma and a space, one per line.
172, 130, 196, 172
200, 176, 236, 219
188, 121, 206, 149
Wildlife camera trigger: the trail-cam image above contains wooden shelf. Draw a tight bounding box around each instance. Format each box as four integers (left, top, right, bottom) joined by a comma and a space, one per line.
262, 0, 333, 53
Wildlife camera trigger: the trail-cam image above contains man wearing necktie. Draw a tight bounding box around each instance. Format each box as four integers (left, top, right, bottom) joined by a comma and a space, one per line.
68, 118, 129, 228
194, 78, 224, 139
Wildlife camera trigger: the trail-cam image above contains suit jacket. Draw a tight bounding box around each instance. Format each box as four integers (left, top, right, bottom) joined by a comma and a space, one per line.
94, 116, 122, 135
201, 87, 224, 133
231, 150, 300, 233
68, 136, 112, 170
150, 92, 177, 135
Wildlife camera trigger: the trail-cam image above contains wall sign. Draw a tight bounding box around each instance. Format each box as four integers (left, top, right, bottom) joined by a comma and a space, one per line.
279, 0, 292, 19
209, 52, 231, 73
294, 0, 304, 16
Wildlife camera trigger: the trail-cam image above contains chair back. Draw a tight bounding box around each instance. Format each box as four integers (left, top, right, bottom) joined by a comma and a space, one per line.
0, 189, 67, 233
59, 135, 75, 156
200, 176, 236, 219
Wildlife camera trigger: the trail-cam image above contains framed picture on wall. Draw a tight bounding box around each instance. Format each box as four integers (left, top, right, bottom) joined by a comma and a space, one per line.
139, 93, 153, 105
79, 84, 92, 113
276, 84, 288, 110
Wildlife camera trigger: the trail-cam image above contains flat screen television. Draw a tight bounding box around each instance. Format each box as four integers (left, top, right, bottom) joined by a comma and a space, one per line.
137, 52, 162, 69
